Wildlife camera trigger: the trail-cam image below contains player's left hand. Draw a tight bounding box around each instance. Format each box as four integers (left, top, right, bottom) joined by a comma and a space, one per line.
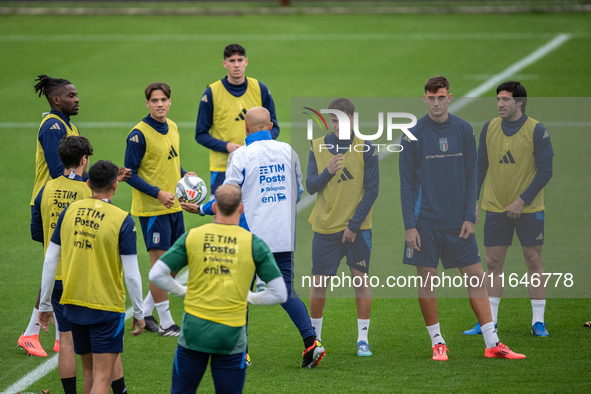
505, 197, 525, 219
459, 221, 474, 239
475, 202, 480, 225
131, 317, 145, 336
117, 167, 132, 182
342, 227, 357, 243
38, 311, 53, 333
184, 172, 197, 177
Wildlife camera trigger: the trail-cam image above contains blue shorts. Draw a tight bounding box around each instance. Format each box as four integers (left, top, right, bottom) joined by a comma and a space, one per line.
210, 171, 226, 198
312, 230, 372, 275
171, 344, 246, 394
51, 280, 71, 332
139, 211, 185, 251
403, 229, 481, 269
484, 211, 545, 247
70, 313, 125, 355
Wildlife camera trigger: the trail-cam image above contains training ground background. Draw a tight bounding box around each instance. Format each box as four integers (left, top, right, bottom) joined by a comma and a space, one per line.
0, 2, 590, 393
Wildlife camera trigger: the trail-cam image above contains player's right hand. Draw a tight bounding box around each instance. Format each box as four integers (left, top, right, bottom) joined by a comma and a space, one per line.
157, 190, 175, 208
38, 311, 53, 333
131, 317, 145, 336
405, 228, 421, 251
328, 154, 344, 175
226, 142, 242, 153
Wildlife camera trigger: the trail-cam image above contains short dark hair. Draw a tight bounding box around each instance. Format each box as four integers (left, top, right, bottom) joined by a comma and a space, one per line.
328, 97, 355, 116
424, 76, 450, 93
215, 184, 242, 216
497, 81, 527, 114
58, 135, 93, 169
145, 82, 171, 100
34, 74, 72, 101
224, 44, 246, 59
88, 160, 118, 193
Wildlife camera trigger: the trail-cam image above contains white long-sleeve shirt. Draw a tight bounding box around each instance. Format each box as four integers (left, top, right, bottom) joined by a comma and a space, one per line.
224, 130, 303, 253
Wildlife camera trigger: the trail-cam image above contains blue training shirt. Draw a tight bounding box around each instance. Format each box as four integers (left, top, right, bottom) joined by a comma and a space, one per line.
476, 114, 553, 205
399, 114, 477, 231
124, 114, 186, 197
195, 77, 280, 153
306, 132, 379, 233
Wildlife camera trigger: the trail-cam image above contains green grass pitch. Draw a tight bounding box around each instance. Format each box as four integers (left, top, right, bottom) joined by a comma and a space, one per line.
0, 10, 590, 393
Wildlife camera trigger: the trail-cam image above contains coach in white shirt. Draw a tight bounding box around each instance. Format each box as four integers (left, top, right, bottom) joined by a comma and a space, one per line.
182, 107, 325, 368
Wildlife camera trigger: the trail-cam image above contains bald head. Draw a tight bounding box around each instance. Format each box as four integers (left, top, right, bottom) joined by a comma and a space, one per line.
245, 107, 272, 135
214, 184, 242, 216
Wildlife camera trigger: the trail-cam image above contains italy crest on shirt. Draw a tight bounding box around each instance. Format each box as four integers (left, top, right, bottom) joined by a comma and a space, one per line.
439, 138, 448, 152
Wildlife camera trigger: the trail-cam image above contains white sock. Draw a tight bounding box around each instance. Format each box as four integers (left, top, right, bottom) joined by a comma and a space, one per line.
357, 319, 370, 343
54, 315, 60, 341
489, 297, 501, 325
311, 317, 323, 342
24, 308, 41, 337
155, 300, 175, 329
531, 299, 546, 325
143, 291, 155, 317
481, 322, 499, 349
255, 275, 265, 286
427, 322, 445, 347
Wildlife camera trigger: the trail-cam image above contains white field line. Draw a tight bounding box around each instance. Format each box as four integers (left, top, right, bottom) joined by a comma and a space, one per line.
2, 275, 188, 394
1, 32, 571, 394
448, 33, 571, 113
0, 33, 583, 43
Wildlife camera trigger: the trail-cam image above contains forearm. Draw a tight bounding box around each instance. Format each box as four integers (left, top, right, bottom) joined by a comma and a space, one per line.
39, 242, 61, 312
121, 254, 144, 321
149, 260, 187, 298
127, 173, 160, 198
349, 186, 378, 232
247, 276, 287, 305
195, 132, 229, 152
31, 205, 44, 243
520, 160, 553, 204
306, 167, 334, 195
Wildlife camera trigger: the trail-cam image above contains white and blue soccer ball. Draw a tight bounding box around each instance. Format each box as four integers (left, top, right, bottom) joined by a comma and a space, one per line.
176, 175, 208, 204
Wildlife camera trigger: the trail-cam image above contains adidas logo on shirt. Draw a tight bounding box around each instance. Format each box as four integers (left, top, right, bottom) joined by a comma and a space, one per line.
129, 135, 140, 143
235, 108, 247, 121
50, 123, 61, 130
337, 167, 354, 183
499, 151, 516, 164
543, 130, 550, 139
536, 233, 544, 241
168, 146, 178, 160
201, 95, 208, 103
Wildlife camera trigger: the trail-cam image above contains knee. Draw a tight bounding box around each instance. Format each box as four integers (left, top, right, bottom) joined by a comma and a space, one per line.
486, 256, 503, 272
524, 252, 543, 271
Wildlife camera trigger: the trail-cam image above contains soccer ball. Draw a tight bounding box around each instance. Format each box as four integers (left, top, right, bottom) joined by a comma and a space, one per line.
176, 175, 208, 204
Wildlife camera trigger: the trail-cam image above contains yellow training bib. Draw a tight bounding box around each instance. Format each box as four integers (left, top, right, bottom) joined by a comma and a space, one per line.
184, 223, 255, 327
481, 117, 544, 213
309, 135, 372, 234
30, 114, 79, 205
129, 120, 182, 217
40, 176, 92, 280
60, 198, 129, 313
209, 77, 262, 171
